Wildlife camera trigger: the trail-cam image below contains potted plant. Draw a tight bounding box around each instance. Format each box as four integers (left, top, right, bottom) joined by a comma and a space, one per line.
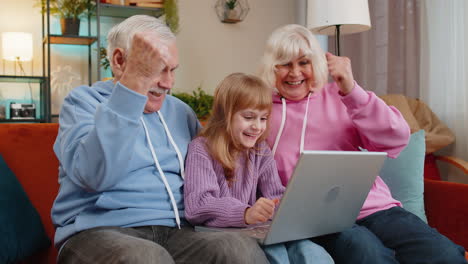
99, 47, 114, 80
164, 0, 179, 34
172, 86, 213, 123
224, 0, 239, 22
37, 0, 95, 36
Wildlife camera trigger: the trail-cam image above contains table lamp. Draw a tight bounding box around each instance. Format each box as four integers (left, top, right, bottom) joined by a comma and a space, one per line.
2, 32, 33, 75
307, 0, 371, 56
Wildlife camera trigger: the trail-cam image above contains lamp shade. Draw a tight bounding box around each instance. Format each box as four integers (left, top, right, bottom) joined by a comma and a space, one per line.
2, 32, 33, 61
307, 0, 371, 35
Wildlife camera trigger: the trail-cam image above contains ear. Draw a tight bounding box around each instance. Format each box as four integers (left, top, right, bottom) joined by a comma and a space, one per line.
111, 48, 126, 78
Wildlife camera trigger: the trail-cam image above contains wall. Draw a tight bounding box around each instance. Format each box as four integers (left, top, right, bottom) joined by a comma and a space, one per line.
174, 0, 297, 94
0, 0, 298, 115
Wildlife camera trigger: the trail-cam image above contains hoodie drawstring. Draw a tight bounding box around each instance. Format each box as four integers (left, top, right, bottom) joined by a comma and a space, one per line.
141, 112, 184, 229
272, 92, 312, 156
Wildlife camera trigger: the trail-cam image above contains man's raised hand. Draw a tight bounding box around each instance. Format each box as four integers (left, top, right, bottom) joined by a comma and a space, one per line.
119, 32, 170, 95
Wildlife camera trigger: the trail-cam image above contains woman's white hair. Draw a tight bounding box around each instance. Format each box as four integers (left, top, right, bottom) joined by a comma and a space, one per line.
258, 24, 328, 91
106, 15, 175, 69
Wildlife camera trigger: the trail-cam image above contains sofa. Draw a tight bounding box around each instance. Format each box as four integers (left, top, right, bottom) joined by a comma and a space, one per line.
0, 123, 467, 263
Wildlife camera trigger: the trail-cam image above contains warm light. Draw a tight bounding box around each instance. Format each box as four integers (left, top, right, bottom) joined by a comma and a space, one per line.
307, 0, 371, 35
2, 32, 33, 62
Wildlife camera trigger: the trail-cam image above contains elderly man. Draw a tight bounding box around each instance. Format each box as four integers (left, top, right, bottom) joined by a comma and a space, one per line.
51, 15, 268, 264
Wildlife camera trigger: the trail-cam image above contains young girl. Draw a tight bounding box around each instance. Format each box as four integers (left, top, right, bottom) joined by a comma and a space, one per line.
184, 73, 334, 264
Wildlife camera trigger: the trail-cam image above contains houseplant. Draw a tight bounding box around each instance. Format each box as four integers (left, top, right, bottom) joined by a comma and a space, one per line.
99, 46, 114, 79
224, 0, 239, 22
215, 0, 248, 23
172, 86, 213, 122
37, 0, 95, 35
164, 0, 179, 34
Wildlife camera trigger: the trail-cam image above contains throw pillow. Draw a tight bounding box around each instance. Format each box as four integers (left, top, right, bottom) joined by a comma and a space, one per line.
0, 154, 50, 263
379, 129, 427, 222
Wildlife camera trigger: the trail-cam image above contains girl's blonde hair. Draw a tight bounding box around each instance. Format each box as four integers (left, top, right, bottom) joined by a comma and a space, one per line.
258, 24, 328, 91
199, 73, 272, 184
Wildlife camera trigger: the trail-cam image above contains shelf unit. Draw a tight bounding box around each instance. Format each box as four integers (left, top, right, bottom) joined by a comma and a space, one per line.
0, 75, 47, 123
42, 0, 98, 120
42, 1, 164, 121
95, 3, 164, 81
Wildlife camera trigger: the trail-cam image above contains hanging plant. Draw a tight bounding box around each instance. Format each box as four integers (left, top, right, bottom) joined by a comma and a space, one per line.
164, 0, 179, 34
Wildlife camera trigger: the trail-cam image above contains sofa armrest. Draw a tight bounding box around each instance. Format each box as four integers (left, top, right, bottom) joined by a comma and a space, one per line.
424, 179, 468, 250
435, 155, 468, 175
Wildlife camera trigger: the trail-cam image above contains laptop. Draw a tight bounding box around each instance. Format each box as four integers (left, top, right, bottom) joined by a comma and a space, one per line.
195, 150, 387, 245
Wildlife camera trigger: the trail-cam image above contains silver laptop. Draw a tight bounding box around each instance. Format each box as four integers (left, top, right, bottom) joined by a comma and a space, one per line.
195, 150, 387, 245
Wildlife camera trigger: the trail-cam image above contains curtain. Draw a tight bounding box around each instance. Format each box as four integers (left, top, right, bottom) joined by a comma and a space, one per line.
420, 0, 468, 183
329, 0, 420, 97
327, 0, 467, 182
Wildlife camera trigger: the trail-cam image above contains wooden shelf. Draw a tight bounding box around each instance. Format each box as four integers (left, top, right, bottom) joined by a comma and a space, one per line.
99, 3, 164, 18
45, 35, 97, 45
221, 18, 242, 24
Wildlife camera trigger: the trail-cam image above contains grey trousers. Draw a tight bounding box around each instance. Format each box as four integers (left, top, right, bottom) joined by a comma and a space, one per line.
57, 225, 269, 264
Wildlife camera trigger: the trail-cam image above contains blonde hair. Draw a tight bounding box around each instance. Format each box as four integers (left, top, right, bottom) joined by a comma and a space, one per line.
258, 24, 328, 91
200, 73, 272, 184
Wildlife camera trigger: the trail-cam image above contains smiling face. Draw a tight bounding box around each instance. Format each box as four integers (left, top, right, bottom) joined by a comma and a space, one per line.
274, 54, 316, 101
144, 41, 179, 113
231, 108, 269, 149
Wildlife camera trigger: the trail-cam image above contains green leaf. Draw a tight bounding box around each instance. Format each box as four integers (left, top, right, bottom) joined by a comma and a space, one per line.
35, 0, 95, 19
172, 86, 213, 120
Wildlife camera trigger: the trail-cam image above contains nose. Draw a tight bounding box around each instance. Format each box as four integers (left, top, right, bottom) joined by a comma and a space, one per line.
252, 119, 261, 130
288, 64, 301, 77
158, 71, 174, 90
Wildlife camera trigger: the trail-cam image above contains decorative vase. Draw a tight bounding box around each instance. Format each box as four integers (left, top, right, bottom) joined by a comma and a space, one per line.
60, 18, 80, 36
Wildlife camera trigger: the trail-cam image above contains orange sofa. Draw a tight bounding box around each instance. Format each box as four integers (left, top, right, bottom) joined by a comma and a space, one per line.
0, 123, 467, 263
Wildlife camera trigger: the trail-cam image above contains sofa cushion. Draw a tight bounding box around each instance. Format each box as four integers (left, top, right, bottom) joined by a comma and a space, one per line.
380, 130, 427, 222
0, 154, 50, 263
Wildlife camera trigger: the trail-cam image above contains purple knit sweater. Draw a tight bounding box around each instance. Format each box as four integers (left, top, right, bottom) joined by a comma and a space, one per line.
184, 137, 285, 227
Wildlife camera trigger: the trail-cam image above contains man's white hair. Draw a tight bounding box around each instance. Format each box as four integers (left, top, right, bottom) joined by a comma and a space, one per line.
106, 15, 175, 70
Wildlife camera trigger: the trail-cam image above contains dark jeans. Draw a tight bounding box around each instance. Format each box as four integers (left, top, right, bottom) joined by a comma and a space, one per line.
58, 225, 269, 264
312, 206, 467, 264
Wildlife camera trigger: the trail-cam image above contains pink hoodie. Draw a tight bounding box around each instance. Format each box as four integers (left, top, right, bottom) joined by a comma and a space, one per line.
266, 82, 410, 219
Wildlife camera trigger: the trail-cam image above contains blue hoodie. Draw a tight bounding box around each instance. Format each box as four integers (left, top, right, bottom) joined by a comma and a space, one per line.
51, 80, 200, 246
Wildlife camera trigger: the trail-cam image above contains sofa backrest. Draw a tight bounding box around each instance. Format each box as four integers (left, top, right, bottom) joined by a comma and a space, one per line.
0, 123, 59, 263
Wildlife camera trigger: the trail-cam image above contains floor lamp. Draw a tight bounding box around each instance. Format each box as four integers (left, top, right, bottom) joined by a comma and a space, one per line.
307, 0, 371, 56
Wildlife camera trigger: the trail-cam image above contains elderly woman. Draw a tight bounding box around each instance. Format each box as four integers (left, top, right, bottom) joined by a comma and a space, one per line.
258, 24, 467, 264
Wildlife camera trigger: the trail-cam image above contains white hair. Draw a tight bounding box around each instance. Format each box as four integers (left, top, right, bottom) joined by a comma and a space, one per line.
106, 15, 175, 69
258, 24, 328, 90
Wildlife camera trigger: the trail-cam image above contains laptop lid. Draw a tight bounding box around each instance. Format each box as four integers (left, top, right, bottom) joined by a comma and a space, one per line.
262, 150, 387, 245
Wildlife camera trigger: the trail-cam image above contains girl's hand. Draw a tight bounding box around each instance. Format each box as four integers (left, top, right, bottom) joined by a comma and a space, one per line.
244, 197, 279, 225
326, 52, 355, 95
